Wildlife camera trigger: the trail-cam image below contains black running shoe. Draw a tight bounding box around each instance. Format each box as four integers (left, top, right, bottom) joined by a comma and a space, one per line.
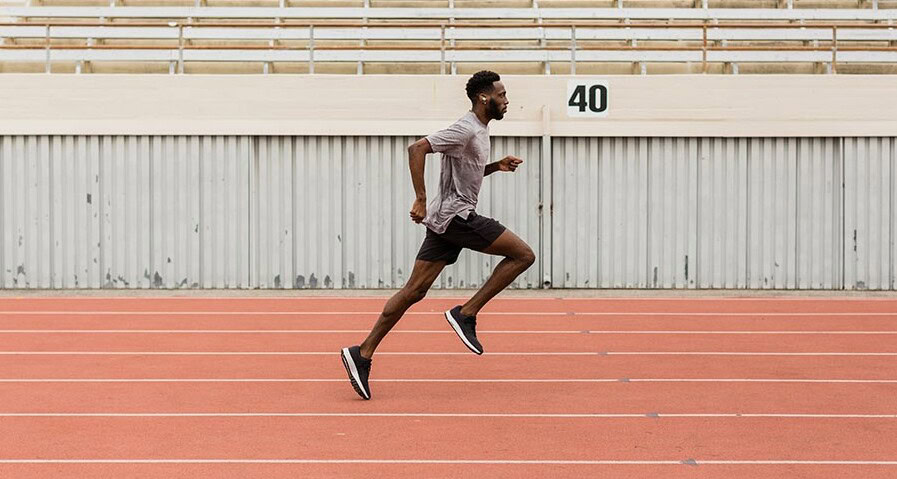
445, 305, 483, 355
340, 345, 372, 400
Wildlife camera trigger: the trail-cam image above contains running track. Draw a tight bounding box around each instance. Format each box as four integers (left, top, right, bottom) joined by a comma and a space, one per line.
0, 296, 896, 478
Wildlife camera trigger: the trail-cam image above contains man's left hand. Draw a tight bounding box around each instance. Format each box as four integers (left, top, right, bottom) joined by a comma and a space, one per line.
499, 155, 523, 172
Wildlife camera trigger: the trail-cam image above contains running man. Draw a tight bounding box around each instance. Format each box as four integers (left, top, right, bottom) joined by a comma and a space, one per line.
341, 71, 536, 400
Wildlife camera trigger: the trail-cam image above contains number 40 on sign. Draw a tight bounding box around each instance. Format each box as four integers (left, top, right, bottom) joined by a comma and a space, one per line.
566, 80, 609, 118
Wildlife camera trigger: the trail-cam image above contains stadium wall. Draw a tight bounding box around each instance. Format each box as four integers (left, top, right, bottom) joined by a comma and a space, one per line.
0, 75, 894, 289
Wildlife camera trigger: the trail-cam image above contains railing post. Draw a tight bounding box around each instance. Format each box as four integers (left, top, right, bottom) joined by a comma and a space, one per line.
440, 24, 446, 75
570, 25, 576, 75
702, 24, 707, 74
890, 19, 895, 50
537, 5, 548, 74
831, 25, 838, 74
449, 0, 456, 74
359, 0, 368, 75
267, 16, 282, 75
309, 24, 315, 74
44, 23, 50, 74
178, 23, 184, 74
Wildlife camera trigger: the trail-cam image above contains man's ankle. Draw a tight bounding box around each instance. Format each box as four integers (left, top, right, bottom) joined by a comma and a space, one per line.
459, 306, 477, 318
359, 345, 374, 360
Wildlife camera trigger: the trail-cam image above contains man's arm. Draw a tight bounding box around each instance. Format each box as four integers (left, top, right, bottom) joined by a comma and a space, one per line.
408, 138, 433, 223
484, 155, 523, 177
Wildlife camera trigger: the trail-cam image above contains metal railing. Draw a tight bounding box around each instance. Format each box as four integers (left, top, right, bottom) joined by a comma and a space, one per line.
2, 20, 896, 73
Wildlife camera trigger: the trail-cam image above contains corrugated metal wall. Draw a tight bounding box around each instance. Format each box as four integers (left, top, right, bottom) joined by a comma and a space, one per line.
843, 137, 895, 290
249, 135, 543, 290
551, 137, 892, 290
1, 135, 894, 289
0, 135, 253, 289
0, 135, 541, 289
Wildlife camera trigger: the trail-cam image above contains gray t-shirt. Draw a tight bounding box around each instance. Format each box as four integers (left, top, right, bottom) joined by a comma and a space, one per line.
423, 111, 491, 234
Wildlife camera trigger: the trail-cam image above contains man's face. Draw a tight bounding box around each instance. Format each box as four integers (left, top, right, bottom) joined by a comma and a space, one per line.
485, 81, 509, 120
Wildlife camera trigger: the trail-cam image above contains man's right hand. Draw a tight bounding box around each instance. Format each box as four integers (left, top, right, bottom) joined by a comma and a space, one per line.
410, 198, 427, 224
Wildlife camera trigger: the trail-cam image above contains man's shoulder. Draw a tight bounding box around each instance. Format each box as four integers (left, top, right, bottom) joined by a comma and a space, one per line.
432, 114, 478, 139
452, 113, 479, 131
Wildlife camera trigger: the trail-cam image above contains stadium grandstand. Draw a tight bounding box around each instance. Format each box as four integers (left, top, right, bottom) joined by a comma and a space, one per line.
2, 0, 897, 74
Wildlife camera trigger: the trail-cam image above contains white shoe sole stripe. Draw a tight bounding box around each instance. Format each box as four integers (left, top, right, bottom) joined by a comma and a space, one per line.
341, 348, 369, 399
445, 310, 482, 354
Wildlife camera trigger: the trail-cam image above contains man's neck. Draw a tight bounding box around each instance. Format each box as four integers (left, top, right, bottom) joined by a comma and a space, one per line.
471, 108, 491, 127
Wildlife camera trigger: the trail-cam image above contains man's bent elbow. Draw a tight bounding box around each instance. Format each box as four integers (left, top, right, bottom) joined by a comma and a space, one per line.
408, 138, 432, 156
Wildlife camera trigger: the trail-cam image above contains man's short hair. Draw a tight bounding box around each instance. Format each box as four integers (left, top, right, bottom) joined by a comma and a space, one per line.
465, 70, 501, 102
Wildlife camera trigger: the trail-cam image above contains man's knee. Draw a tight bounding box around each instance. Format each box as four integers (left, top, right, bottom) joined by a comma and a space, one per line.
403, 283, 430, 304
521, 247, 536, 268
515, 245, 536, 269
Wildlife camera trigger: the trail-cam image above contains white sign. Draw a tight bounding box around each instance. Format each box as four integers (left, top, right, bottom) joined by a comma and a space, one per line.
566, 80, 609, 118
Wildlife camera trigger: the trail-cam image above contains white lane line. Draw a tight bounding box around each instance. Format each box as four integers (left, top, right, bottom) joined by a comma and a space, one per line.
607, 352, 897, 356
0, 311, 894, 316
0, 459, 895, 465
0, 351, 895, 357
2, 330, 896, 334
1, 412, 895, 418
628, 379, 897, 383
0, 378, 896, 383
3, 296, 895, 301
0, 351, 595, 356
0, 330, 574, 334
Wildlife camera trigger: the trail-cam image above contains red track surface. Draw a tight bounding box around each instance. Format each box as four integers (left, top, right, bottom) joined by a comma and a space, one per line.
1, 296, 895, 478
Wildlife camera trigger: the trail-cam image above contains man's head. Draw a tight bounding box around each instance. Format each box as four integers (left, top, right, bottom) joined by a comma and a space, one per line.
466, 70, 508, 121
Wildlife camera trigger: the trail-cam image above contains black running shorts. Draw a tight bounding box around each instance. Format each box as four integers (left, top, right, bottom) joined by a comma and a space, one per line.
416, 211, 507, 265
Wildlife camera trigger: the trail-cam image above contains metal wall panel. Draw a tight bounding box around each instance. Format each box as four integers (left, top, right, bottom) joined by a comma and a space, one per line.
101, 135, 251, 289
0, 136, 51, 288
552, 137, 599, 288
2, 134, 895, 290
255, 135, 542, 290
252, 135, 293, 289
293, 136, 343, 289
650, 138, 698, 288
893, 138, 897, 291
796, 137, 842, 289
844, 137, 893, 290
698, 138, 748, 288
0, 135, 252, 289
100, 135, 151, 288
198, 136, 251, 288
52, 136, 101, 288
600, 138, 649, 288
892, 138, 896, 291
746, 138, 799, 289
149, 136, 201, 288
343, 136, 398, 289
552, 138, 649, 288
551, 137, 856, 289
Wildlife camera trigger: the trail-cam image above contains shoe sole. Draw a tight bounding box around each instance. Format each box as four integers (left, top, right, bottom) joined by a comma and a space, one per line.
444, 310, 483, 355
340, 348, 370, 400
